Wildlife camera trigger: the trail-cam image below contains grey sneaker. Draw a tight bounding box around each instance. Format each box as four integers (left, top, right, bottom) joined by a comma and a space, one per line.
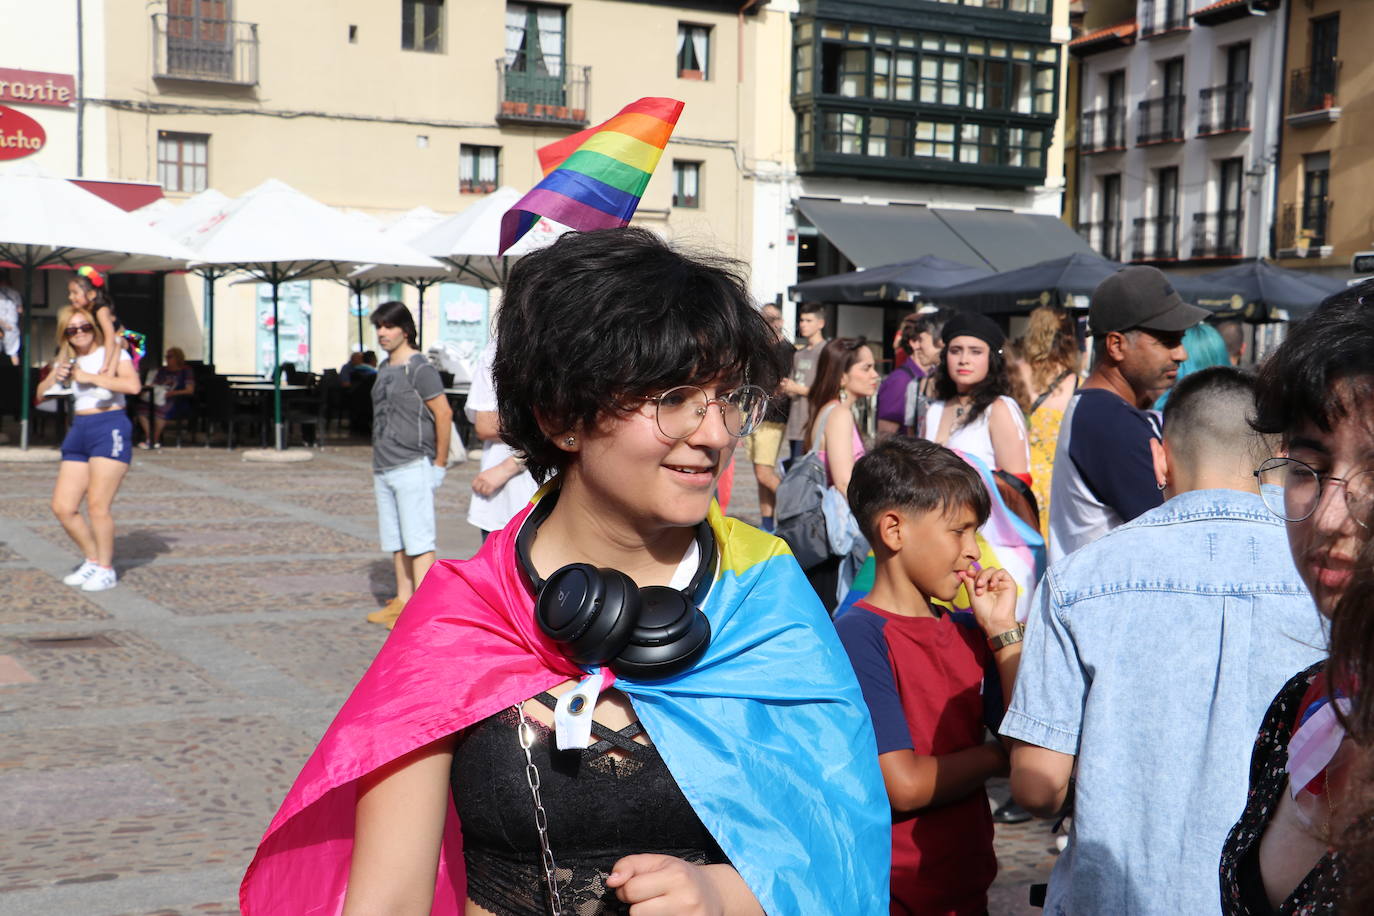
62, 560, 99, 586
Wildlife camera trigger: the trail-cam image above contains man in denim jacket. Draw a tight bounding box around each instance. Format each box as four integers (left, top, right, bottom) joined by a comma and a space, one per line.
1001, 367, 1326, 916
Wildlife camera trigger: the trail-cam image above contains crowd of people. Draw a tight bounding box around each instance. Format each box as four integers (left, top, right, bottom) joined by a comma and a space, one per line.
28, 231, 1371, 914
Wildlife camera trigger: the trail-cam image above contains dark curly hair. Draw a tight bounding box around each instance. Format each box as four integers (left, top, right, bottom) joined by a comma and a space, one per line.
1251, 281, 1374, 442
493, 227, 785, 482
932, 335, 1012, 428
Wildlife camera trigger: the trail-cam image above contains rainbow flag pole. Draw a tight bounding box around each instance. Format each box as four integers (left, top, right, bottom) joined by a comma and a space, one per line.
499, 97, 684, 254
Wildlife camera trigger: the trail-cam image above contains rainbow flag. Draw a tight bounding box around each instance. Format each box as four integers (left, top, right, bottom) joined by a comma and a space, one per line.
241, 490, 889, 914
498, 97, 684, 254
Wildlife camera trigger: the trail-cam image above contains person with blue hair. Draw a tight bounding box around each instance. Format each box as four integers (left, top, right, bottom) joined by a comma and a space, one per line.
1153, 323, 1232, 410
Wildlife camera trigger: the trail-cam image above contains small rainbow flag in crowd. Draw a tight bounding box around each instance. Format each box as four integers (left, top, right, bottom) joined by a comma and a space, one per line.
498, 97, 684, 254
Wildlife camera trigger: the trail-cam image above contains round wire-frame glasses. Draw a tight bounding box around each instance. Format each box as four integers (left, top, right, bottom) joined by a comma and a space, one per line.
642, 384, 770, 440
1254, 456, 1373, 529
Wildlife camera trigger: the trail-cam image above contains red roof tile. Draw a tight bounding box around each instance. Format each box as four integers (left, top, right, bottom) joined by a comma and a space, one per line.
1069, 19, 1137, 49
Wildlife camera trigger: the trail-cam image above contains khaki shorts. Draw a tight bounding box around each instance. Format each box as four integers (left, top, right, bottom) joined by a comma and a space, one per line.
743, 421, 785, 467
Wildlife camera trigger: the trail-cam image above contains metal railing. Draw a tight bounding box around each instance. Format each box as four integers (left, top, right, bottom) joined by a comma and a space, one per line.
1278, 200, 1330, 250
1079, 107, 1127, 154
495, 59, 590, 127
1079, 220, 1123, 261
1289, 63, 1341, 115
1198, 82, 1251, 135
152, 13, 259, 85
1140, 1, 1191, 37
1192, 210, 1245, 259
1137, 95, 1186, 144
1131, 216, 1180, 261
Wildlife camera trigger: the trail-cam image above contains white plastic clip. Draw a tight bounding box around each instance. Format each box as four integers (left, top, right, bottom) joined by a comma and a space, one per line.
553, 671, 604, 751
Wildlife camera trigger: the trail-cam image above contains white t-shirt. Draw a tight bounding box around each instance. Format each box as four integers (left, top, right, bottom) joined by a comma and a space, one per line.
923, 395, 1028, 472
0, 286, 19, 359
465, 340, 538, 533
72, 347, 131, 411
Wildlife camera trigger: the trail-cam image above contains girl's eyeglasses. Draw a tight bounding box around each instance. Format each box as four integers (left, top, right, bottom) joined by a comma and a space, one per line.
64, 324, 95, 338
1254, 456, 1372, 529
642, 385, 770, 440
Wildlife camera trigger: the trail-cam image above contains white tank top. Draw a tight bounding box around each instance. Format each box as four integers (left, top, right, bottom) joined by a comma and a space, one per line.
924, 394, 1028, 471
71, 346, 130, 411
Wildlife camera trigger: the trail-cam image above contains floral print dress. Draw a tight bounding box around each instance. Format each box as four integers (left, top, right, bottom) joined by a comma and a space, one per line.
1219, 662, 1343, 915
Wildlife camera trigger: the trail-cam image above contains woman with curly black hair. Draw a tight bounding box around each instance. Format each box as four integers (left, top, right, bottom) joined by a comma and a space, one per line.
242, 227, 890, 916
922, 311, 1030, 485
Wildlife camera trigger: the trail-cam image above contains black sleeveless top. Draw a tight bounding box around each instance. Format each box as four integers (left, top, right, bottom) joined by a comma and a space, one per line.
451, 691, 729, 915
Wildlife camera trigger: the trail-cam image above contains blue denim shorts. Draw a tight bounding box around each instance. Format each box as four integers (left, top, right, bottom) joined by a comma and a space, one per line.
61, 411, 133, 464
374, 457, 437, 556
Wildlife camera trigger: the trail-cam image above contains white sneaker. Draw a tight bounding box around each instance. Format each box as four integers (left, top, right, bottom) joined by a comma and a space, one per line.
62, 560, 99, 586
81, 566, 118, 592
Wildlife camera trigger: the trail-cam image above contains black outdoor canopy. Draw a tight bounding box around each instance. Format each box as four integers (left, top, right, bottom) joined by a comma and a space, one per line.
932, 252, 1126, 315
789, 254, 993, 304
1196, 259, 1348, 321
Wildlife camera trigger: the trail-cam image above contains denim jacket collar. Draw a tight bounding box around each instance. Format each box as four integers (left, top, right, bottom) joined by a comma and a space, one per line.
1121, 487, 1281, 530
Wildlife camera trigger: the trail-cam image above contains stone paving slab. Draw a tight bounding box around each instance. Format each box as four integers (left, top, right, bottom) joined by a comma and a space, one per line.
212, 618, 387, 696
29, 520, 376, 562
118, 558, 387, 616
2, 570, 114, 625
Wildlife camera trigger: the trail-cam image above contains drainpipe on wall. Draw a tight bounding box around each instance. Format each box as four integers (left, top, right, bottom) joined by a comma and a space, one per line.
1267, 0, 1292, 259
75, 0, 84, 176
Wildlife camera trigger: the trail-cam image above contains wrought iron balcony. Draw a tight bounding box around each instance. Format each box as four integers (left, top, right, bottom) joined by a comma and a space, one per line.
1278, 200, 1331, 254
1079, 220, 1123, 261
1079, 107, 1127, 154
152, 13, 258, 86
1131, 216, 1180, 261
1191, 210, 1245, 259
1198, 83, 1251, 135
1137, 95, 1186, 145
1140, 1, 1191, 37
495, 59, 590, 127
1289, 63, 1341, 117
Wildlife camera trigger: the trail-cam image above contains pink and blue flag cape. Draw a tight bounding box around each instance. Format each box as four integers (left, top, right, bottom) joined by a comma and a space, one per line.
839, 449, 1047, 621
240, 493, 889, 914
499, 97, 684, 254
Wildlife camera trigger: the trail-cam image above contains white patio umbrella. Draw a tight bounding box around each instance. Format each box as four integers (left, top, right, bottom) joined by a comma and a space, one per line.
185, 178, 445, 449
143, 188, 234, 366
0, 163, 196, 448
411, 186, 569, 288
347, 206, 454, 349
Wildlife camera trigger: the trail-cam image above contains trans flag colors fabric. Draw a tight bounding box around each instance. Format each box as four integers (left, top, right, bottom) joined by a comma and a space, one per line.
839, 448, 1047, 622
498, 97, 684, 254
240, 491, 889, 914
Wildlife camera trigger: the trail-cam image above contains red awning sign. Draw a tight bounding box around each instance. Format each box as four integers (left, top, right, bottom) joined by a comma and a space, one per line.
0, 105, 45, 160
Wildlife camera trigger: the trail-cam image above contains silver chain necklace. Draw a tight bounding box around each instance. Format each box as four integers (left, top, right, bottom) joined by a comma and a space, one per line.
516, 700, 565, 916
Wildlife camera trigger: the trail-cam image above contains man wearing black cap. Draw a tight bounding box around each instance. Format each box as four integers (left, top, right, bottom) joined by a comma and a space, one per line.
1047, 266, 1209, 563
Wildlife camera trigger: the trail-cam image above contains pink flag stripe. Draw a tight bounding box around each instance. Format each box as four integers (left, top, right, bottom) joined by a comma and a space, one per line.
505, 188, 626, 243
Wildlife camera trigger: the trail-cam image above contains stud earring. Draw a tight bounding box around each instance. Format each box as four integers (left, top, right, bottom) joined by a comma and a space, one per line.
563, 436, 577, 447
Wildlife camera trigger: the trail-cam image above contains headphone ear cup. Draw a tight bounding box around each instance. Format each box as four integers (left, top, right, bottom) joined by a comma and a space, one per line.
610, 586, 712, 680
536, 565, 640, 667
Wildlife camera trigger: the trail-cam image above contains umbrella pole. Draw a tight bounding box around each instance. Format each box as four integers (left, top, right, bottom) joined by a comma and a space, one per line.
273, 280, 284, 451
417, 284, 426, 350
203, 272, 216, 368
18, 264, 34, 450
356, 286, 365, 354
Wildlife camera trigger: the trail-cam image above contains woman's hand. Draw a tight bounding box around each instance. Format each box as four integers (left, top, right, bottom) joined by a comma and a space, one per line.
607, 856, 761, 916
958, 566, 1018, 637
53, 360, 74, 384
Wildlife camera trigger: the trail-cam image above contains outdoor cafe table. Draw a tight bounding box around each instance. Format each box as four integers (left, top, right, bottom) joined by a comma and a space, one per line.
230, 383, 311, 447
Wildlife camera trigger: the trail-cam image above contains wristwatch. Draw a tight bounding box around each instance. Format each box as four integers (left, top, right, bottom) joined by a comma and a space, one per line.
987, 624, 1026, 653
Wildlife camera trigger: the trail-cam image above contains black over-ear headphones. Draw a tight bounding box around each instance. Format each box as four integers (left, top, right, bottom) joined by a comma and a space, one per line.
515, 489, 715, 680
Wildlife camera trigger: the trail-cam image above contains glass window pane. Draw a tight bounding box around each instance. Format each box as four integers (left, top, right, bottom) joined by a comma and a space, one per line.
898, 31, 916, 48
848, 26, 870, 42
989, 41, 1007, 57
875, 29, 894, 45
968, 39, 985, 56
821, 23, 844, 39
1038, 46, 1057, 62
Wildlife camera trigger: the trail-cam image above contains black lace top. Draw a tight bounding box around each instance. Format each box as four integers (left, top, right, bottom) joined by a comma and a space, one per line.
451, 691, 729, 916
1220, 662, 1344, 915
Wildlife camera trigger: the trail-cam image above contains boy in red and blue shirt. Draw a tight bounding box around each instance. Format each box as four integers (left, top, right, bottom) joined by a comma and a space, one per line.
835, 437, 1023, 915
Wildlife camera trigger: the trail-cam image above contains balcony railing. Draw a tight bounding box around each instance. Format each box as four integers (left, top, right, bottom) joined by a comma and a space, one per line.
1289, 63, 1341, 115
1079, 107, 1127, 154
1079, 220, 1123, 261
152, 13, 258, 85
1278, 200, 1331, 252
1192, 210, 1245, 259
1137, 96, 1186, 145
1131, 216, 1180, 261
496, 59, 590, 127
1198, 83, 1251, 135
1140, 1, 1191, 37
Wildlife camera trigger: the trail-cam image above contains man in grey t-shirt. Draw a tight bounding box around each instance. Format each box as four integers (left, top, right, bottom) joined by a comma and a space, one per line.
781, 302, 827, 459
367, 302, 452, 628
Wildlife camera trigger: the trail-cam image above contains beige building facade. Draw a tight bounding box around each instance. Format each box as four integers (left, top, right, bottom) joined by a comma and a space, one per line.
3, 0, 791, 373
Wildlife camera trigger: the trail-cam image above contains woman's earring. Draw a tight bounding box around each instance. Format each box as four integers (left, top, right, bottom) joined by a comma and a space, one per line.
839, 389, 849, 403
563, 436, 577, 448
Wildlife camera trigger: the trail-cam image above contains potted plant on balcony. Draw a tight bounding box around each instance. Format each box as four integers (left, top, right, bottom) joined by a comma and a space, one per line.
679, 69, 704, 81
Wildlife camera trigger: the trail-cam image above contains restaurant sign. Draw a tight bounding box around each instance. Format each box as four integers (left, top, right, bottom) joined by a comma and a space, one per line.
0, 68, 76, 109
0, 105, 46, 160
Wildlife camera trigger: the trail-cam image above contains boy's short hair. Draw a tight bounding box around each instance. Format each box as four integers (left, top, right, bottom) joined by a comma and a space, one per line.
849, 438, 990, 545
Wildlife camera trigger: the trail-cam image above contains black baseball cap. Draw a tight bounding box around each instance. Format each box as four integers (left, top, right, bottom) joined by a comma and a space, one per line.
1089, 266, 1211, 335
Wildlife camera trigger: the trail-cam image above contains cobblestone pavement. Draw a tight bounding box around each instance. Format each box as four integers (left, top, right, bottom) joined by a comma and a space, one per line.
0, 443, 1054, 915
